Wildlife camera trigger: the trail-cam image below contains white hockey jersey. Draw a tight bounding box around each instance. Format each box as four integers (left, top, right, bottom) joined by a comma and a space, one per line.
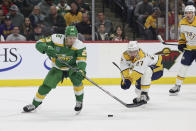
120, 49, 163, 82
179, 16, 196, 50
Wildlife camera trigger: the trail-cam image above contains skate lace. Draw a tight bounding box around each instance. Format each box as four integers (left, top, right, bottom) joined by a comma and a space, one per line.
140, 94, 147, 101
172, 85, 180, 91
26, 104, 35, 109
76, 101, 82, 107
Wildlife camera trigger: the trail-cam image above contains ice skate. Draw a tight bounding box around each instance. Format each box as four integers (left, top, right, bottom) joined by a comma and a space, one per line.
23, 104, 36, 112
169, 84, 181, 96
133, 91, 149, 104
74, 101, 83, 112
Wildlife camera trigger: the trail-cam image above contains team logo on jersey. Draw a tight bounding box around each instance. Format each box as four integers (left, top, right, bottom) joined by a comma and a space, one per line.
57, 54, 73, 62
185, 31, 196, 40
155, 48, 180, 70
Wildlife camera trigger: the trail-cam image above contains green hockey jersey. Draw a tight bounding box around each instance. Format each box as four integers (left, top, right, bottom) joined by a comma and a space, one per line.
35, 34, 87, 71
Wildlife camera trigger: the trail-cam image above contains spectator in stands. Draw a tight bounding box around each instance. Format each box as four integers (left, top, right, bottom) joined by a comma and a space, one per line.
0, 8, 5, 24
64, 1, 82, 26
24, 0, 41, 17
95, 12, 113, 34
20, 17, 33, 39
26, 0, 41, 6
144, 7, 160, 40
44, 5, 66, 34
125, 0, 137, 27
28, 24, 44, 41
56, 0, 70, 16
38, 0, 54, 17
12, 0, 25, 15
76, 13, 91, 40
134, 0, 153, 36
1, 0, 13, 16
8, 4, 24, 27
186, 0, 196, 6
95, 24, 110, 41
0, 15, 14, 40
29, 6, 45, 28
6, 26, 26, 41
110, 25, 128, 41
78, 33, 85, 41
0, 35, 5, 41
76, 0, 91, 13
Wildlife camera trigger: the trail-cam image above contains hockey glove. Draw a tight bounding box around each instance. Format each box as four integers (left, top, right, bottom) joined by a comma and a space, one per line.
75, 70, 86, 80
121, 79, 131, 90
178, 44, 186, 52
46, 46, 57, 57
69, 68, 86, 80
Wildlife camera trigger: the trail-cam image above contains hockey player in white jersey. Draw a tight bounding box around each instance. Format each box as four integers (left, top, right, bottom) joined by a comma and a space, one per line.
169, 5, 196, 95
120, 41, 163, 104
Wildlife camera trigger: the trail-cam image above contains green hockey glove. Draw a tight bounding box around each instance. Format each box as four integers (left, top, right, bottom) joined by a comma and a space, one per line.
75, 70, 86, 80
46, 46, 57, 57
69, 68, 86, 80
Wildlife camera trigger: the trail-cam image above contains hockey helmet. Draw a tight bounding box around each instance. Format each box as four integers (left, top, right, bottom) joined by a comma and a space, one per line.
184, 5, 195, 13
65, 26, 78, 37
127, 41, 139, 52
127, 41, 139, 58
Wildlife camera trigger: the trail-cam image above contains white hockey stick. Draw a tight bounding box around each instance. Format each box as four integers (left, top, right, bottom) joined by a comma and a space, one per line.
157, 35, 178, 46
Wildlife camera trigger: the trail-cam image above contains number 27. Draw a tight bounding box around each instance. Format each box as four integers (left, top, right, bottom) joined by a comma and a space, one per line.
136, 61, 143, 66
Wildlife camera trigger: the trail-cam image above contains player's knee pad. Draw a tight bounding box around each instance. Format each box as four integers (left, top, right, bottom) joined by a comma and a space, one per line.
141, 67, 153, 85
38, 84, 52, 95
71, 77, 83, 87
177, 64, 189, 78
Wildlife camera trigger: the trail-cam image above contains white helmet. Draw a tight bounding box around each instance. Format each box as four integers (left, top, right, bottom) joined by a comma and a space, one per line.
184, 5, 195, 13
127, 41, 139, 52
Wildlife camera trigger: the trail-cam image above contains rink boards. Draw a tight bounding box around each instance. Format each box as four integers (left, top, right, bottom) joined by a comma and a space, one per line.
0, 41, 195, 86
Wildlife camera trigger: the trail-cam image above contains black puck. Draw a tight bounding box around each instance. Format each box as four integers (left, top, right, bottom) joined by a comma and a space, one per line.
108, 114, 113, 117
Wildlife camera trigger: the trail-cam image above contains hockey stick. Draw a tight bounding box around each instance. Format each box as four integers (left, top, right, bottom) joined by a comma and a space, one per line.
112, 62, 125, 82
57, 59, 140, 108
157, 35, 196, 52
157, 35, 178, 46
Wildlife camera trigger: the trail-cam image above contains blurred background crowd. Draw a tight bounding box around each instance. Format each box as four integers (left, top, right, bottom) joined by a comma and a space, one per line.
0, 0, 194, 41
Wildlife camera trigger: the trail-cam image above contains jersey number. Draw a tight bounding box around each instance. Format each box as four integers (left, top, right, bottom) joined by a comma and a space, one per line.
136, 61, 143, 66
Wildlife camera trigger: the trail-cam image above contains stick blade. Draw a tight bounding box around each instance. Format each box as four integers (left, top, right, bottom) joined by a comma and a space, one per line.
126, 101, 147, 108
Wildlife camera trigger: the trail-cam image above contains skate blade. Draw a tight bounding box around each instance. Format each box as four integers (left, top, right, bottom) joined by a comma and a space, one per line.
169, 92, 179, 96
75, 110, 82, 115
21, 109, 37, 113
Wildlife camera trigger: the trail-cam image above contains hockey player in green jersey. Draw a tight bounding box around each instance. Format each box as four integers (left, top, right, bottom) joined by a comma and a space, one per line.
23, 26, 87, 112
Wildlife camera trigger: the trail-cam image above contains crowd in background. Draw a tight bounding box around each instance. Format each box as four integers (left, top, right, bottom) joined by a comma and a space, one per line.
0, 0, 91, 41
104, 0, 196, 40
0, 0, 195, 41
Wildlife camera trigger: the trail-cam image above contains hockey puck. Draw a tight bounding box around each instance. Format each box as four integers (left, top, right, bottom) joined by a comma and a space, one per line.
108, 114, 113, 117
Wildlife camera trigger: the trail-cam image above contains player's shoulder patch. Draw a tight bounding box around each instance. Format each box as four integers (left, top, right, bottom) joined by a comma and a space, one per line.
51, 34, 65, 46
72, 39, 86, 50
38, 36, 52, 42
123, 51, 131, 61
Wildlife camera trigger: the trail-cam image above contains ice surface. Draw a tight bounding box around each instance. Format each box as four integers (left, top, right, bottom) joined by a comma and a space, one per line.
0, 84, 196, 131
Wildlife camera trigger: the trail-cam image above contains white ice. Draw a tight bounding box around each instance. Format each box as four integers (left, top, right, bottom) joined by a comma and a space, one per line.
0, 84, 196, 131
